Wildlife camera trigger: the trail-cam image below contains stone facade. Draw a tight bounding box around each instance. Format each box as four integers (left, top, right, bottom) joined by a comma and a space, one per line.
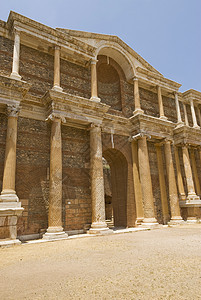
0, 11, 201, 244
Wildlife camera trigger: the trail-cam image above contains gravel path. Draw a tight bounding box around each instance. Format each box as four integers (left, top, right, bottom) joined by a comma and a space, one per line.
0, 225, 201, 300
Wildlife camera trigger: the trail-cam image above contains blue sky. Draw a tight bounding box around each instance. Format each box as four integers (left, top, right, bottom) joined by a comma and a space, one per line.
0, 0, 200, 92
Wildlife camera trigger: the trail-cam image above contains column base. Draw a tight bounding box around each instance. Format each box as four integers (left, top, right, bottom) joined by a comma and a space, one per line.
193, 125, 200, 129
10, 72, 21, 81
175, 121, 184, 129
135, 217, 144, 226
0, 190, 19, 202
168, 216, 184, 226
163, 215, 170, 225
159, 116, 168, 121
43, 226, 68, 240
88, 222, 112, 235
52, 85, 63, 93
133, 109, 144, 116
139, 218, 161, 229
90, 96, 101, 103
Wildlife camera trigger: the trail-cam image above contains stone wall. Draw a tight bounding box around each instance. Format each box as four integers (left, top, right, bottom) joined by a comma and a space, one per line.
62, 126, 91, 231
16, 117, 50, 236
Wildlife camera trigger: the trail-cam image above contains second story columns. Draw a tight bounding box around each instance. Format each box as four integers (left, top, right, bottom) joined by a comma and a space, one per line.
157, 86, 167, 120
175, 92, 184, 127
52, 46, 63, 92
90, 58, 100, 102
10, 29, 21, 81
133, 77, 144, 115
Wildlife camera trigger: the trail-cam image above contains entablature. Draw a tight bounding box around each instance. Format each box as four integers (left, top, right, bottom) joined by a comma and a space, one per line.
173, 125, 201, 146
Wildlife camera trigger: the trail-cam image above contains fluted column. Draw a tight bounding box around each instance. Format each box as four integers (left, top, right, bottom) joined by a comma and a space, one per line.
89, 124, 109, 233
164, 140, 182, 222
138, 135, 158, 224
155, 144, 170, 223
131, 140, 144, 225
43, 115, 67, 240
10, 29, 21, 80
175, 92, 184, 126
182, 144, 200, 201
133, 77, 144, 115
90, 58, 100, 102
174, 146, 186, 201
52, 46, 63, 92
190, 148, 201, 196
157, 86, 167, 120
183, 103, 189, 126
0, 105, 20, 202
190, 99, 199, 129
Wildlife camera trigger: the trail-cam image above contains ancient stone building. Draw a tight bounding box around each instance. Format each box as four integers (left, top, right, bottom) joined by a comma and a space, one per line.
0, 11, 201, 245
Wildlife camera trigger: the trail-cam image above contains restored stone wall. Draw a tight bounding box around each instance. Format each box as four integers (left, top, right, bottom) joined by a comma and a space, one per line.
62, 126, 91, 231
0, 36, 13, 77
16, 117, 50, 236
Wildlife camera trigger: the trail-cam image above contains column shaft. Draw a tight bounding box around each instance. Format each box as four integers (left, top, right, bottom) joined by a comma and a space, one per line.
175, 93, 183, 126
52, 46, 63, 92
131, 141, 144, 224
164, 141, 182, 221
190, 148, 201, 196
174, 146, 186, 201
155, 144, 170, 223
133, 78, 144, 115
89, 124, 108, 233
183, 103, 189, 126
157, 86, 167, 120
90, 59, 100, 102
182, 145, 199, 200
190, 99, 199, 129
43, 117, 67, 239
10, 30, 21, 80
138, 136, 157, 223
1, 106, 19, 202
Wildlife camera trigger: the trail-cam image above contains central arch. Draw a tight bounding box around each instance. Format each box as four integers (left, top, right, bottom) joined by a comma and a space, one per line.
103, 148, 128, 227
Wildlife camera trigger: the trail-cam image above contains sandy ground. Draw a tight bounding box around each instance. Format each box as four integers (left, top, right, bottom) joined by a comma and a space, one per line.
0, 225, 201, 300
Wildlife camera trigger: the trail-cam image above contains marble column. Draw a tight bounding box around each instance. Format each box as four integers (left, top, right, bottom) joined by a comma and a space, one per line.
133, 77, 144, 115
155, 144, 170, 223
174, 92, 184, 127
183, 103, 189, 126
10, 29, 21, 80
190, 148, 201, 196
0, 105, 20, 202
174, 146, 186, 201
131, 140, 144, 225
138, 135, 158, 224
190, 99, 199, 129
43, 115, 68, 240
164, 140, 183, 223
90, 58, 100, 102
89, 124, 109, 233
157, 86, 167, 120
182, 144, 200, 201
52, 46, 63, 92
0, 104, 23, 243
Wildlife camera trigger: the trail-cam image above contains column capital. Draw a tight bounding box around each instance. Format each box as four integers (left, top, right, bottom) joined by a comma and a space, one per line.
54, 45, 61, 50
46, 113, 66, 123
133, 76, 139, 82
129, 132, 151, 142
7, 104, 20, 118
91, 58, 98, 65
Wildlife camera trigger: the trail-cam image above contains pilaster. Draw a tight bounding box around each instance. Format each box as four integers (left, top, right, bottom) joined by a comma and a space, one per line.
52, 45, 63, 92
133, 77, 144, 116
157, 86, 167, 120
90, 58, 100, 102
